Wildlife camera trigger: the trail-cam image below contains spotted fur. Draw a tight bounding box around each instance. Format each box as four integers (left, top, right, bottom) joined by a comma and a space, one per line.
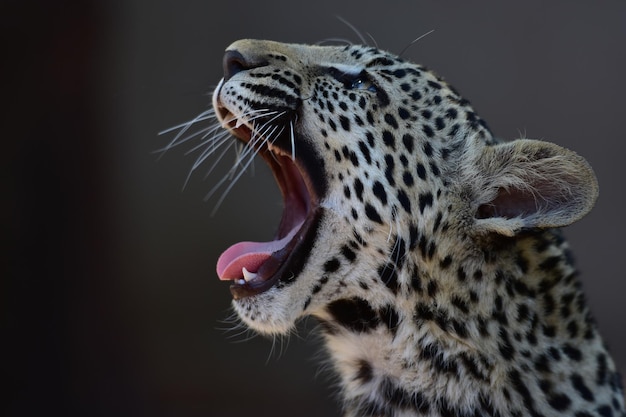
209, 39, 624, 417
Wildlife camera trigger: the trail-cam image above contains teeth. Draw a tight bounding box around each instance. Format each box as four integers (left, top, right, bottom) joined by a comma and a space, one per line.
235, 118, 245, 128
235, 279, 246, 285
242, 267, 258, 282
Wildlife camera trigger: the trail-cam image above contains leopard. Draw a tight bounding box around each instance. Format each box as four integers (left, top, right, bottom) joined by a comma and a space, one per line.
190, 39, 624, 416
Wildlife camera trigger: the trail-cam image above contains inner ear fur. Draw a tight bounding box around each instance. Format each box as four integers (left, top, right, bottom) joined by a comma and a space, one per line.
466, 139, 598, 236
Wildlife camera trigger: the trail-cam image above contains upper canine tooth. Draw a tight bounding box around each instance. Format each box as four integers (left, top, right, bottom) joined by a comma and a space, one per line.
242, 267, 258, 282
235, 118, 245, 128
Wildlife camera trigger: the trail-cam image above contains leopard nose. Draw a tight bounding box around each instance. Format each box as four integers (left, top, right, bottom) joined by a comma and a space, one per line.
222, 50, 268, 81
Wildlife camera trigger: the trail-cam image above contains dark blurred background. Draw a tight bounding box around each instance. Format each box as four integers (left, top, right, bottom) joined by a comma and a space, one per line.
4, 1, 625, 416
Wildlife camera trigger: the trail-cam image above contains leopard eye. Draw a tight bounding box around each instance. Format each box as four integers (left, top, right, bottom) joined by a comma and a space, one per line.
327, 67, 377, 93
349, 77, 377, 92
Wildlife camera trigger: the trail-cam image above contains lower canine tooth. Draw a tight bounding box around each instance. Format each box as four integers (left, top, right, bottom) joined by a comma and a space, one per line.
242, 267, 258, 282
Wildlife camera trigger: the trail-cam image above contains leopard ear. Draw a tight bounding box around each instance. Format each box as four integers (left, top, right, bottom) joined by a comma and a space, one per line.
466, 139, 598, 236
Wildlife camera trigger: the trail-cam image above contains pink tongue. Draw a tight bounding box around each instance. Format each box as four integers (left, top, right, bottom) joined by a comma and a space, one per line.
216, 223, 303, 280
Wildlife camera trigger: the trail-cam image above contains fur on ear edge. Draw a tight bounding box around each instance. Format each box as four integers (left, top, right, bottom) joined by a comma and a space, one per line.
463, 138, 598, 236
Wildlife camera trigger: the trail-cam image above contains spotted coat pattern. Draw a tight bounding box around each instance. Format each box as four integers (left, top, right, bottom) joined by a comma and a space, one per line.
211, 39, 625, 417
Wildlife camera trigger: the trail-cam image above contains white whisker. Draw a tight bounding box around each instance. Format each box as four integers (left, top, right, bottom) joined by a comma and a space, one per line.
398, 29, 435, 58
156, 109, 217, 157
289, 120, 296, 161
158, 109, 215, 136
336, 15, 368, 46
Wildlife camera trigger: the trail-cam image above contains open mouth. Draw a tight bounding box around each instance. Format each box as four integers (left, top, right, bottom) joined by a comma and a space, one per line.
213, 87, 323, 299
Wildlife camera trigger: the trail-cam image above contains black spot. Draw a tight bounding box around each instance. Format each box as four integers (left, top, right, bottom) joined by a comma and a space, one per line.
392, 68, 407, 78
451, 296, 469, 314
498, 328, 515, 360
414, 303, 433, 321
429, 162, 440, 177
534, 354, 550, 373
372, 181, 388, 205
517, 304, 530, 322
354, 178, 364, 201
416, 162, 427, 180
376, 88, 390, 107
384, 154, 396, 186
421, 343, 458, 375
432, 211, 443, 233
418, 192, 433, 213
562, 344, 583, 361
379, 305, 400, 335
358, 141, 372, 164
439, 255, 452, 269
571, 373, 595, 402
382, 130, 395, 149
365, 203, 383, 224
366, 131, 375, 147
435, 117, 446, 130
566, 321, 579, 338
410, 271, 422, 293
355, 359, 373, 382
445, 108, 458, 119
543, 294, 556, 315
341, 245, 356, 262
402, 171, 414, 187
427, 80, 442, 90
378, 263, 399, 294
597, 405, 614, 417
323, 258, 340, 273
418, 235, 428, 258
539, 255, 561, 271
422, 124, 434, 138
547, 392, 571, 411
397, 189, 411, 213
427, 280, 438, 297
366, 57, 394, 67
542, 325, 556, 338
423, 142, 433, 157
509, 369, 535, 410
409, 224, 419, 250
339, 115, 351, 131
327, 297, 379, 333
516, 253, 529, 273
402, 133, 414, 153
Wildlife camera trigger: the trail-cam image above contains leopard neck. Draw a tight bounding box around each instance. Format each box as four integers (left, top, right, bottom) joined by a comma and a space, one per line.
313, 230, 623, 417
